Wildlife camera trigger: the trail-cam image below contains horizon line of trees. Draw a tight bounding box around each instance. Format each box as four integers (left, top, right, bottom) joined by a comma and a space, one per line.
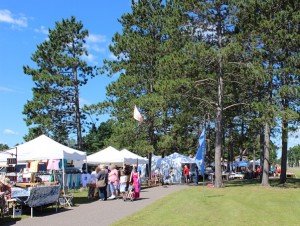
15, 0, 300, 188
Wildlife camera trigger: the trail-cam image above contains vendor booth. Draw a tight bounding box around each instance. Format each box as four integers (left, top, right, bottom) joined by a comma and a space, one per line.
86, 146, 148, 166
145, 153, 195, 184
0, 135, 87, 217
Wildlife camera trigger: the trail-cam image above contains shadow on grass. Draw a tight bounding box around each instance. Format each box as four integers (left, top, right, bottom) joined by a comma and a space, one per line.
225, 179, 261, 187
270, 178, 300, 188
206, 195, 225, 198
73, 196, 90, 205
224, 178, 300, 188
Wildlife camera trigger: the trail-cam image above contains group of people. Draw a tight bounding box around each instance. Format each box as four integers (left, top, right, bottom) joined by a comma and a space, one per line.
88, 164, 141, 201
183, 164, 199, 184
154, 166, 175, 185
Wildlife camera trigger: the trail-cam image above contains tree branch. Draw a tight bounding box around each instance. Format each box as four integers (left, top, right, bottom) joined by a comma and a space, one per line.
224, 102, 247, 111
194, 78, 217, 84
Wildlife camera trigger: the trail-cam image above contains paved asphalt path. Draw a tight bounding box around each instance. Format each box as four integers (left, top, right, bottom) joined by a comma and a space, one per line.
4, 184, 188, 226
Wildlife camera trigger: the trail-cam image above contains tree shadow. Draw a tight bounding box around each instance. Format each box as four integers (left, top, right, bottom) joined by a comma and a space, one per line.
224, 178, 300, 188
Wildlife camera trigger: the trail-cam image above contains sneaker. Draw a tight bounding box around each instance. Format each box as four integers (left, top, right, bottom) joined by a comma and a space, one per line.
108, 195, 116, 200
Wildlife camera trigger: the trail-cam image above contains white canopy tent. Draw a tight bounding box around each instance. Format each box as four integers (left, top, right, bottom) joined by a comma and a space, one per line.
1, 136, 86, 163
0, 149, 16, 167
86, 146, 121, 165
86, 147, 149, 166
15, 135, 86, 161
119, 149, 148, 165
1, 135, 86, 191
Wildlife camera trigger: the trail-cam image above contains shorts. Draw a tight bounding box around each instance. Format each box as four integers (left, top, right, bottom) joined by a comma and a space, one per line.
120, 184, 126, 193
110, 183, 119, 192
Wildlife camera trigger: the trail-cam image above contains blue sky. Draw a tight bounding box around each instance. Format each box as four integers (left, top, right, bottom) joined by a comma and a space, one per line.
0, 1, 299, 156
0, 0, 131, 147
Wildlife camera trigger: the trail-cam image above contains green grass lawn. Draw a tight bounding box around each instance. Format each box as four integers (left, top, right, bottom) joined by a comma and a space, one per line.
112, 175, 300, 226
1, 169, 300, 226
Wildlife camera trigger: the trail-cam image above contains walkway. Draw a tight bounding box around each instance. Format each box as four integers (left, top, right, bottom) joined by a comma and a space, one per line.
4, 185, 188, 226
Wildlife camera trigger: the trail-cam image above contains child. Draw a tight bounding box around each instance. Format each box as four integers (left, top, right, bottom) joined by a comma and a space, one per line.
119, 170, 127, 200
126, 183, 135, 201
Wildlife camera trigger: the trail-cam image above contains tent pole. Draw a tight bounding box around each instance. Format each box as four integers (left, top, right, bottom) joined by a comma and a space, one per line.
85, 156, 88, 173
62, 156, 65, 194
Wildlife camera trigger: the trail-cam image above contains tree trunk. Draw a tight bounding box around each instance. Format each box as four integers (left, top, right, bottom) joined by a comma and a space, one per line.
214, 82, 224, 188
214, 5, 224, 188
280, 119, 288, 184
148, 152, 152, 178
74, 69, 83, 151
261, 122, 270, 186
259, 126, 264, 182
228, 127, 233, 171
207, 114, 211, 160
214, 57, 224, 188
253, 140, 256, 172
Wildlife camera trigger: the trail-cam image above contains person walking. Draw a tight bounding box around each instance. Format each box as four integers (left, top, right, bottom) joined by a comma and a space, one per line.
162, 165, 170, 185
108, 164, 119, 199
129, 166, 140, 200
97, 165, 108, 201
194, 164, 199, 185
183, 164, 190, 183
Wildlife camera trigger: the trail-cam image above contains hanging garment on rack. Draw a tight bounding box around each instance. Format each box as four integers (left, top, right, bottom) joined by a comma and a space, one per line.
47, 159, 60, 170
81, 173, 91, 187
74, 174, 81, 189
59, 159, 67, 169
29, 160, 40, 172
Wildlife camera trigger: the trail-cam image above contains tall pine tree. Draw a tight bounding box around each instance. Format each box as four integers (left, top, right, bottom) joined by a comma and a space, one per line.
23, 16, 98, 149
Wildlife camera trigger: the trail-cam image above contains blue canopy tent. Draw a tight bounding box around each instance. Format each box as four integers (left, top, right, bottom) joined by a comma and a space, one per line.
232, 161, 249, 168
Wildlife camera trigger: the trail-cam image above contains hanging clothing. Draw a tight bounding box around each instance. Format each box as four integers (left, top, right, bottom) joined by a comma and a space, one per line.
59, 159, 67, 169
29, 160, 40, 172
81, 173, 91, 187
47, 159, 60, 170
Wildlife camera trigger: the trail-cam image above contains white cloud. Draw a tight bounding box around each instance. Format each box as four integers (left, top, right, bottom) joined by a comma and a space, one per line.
79, 97, 91, 107
3, 129, 18, 135
89, 44, 105, 53
108, 53, 117, 60
0, 86, 14, 92
34, 25, 48, 35
0, 9, 28, 28
86, 34, 106, 43
81, 53, 97, 64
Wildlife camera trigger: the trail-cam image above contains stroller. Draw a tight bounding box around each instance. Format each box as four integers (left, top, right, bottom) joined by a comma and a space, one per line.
124, 184, 135, 202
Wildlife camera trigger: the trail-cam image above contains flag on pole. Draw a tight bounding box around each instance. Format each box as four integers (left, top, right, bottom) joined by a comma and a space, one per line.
195, 128, 206, 176
133, 105, 143, 122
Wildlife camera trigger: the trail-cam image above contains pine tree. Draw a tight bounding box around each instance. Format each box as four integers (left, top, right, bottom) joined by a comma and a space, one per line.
236, 0, 300, 185
183, 0, 254, 188
101, 0, 198, 156
23, 16, 98, 149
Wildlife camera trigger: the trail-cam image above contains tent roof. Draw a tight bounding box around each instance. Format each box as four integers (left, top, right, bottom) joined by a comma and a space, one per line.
14, 135, 86, 161
167, 152, 195, 164
119, 149, 148, 164
86, 147, 149, 165
86, 146, 120, 164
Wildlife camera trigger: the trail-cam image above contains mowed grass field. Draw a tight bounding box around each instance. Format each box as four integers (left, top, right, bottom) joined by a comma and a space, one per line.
112, 167, 300, 226
1, 168, 300, 225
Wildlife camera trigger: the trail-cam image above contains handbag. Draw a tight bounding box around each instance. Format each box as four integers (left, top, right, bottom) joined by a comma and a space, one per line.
96, 179, 106, 188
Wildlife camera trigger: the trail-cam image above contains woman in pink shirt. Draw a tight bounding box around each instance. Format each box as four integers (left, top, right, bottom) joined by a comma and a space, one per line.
108, 164, 119, 199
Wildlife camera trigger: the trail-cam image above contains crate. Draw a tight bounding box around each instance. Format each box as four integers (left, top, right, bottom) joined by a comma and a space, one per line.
14, 208, 22, 217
